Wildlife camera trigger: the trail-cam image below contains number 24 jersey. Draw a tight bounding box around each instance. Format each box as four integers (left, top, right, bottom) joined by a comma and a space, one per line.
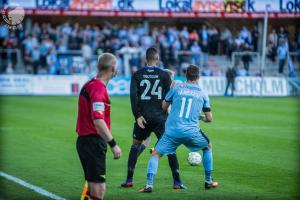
130, 66, 171, 123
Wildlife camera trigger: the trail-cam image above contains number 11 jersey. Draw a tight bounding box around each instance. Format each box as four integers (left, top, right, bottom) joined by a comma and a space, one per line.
164, 82, 211, 138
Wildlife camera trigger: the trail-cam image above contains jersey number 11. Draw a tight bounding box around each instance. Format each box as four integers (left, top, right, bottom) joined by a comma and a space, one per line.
179, 97, 192, 118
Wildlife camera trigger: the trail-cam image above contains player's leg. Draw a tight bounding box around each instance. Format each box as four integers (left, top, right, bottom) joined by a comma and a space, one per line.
80, 181, 88, 200
88, 182, 105, 200
153, 124, 186, 189
140, 134, 179, 193
184, 130, 218, 189
138, 136, 151, 156
121, 123, 151, 187
139, 150, 161, 193
202, 143, 218, 189
76, 135, 107, 199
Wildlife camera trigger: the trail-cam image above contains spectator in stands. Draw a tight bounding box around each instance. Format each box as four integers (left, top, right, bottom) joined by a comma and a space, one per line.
224, 66, 236, 96
266, 29, 278, 63
190, 41, 201, 66
208, 26, 219, 55
220, 27, 232, 55
4, 32, 18, 71
1, 21, 298, 77
189, 29, 199, 41
81, 42, 93, 72
199, 25, 209, 44
296, 27, 300, 63
277, 40, 288, 75
180, 26, 189, 40
202, 65, 213, 76
241, 43, 252, 75
278, 26, 288, 43
178, 40, 190, 74
236, 65, 248, 77
47, 47, 57, 74
251, 26, 259, 52
268, 29, 278, 47
239, 26, 251, 44
0, 24, 9, 48
32, 44, 41, 74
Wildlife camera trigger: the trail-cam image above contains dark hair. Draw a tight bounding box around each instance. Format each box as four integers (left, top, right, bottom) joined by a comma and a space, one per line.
186, 64, 200, 81
146, 47, 159, 63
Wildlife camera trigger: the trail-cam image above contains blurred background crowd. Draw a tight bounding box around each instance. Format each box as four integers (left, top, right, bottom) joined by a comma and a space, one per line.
0, 22, 300, 77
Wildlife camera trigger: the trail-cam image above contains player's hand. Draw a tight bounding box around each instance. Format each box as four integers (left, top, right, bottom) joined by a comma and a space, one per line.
111, 145, 122, 159
137, 116, 147, 129
170, 80, 176, 88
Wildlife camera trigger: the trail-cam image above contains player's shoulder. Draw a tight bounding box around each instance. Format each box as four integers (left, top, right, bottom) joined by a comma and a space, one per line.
134, 66, 168, 77
86, 78, 106, 92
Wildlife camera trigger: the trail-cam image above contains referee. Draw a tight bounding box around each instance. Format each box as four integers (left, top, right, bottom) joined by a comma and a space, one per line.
76, 53, 122, 200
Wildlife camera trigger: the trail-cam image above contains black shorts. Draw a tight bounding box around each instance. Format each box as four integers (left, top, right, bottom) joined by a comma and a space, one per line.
76, 134, 107, 183
133, 121, 165, 141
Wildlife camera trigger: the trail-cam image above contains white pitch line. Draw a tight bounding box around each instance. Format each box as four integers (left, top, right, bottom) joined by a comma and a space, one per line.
0, 171, 66, 200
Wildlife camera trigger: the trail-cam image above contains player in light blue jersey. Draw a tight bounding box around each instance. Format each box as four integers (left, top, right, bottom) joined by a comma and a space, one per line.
140, 65, 218, 193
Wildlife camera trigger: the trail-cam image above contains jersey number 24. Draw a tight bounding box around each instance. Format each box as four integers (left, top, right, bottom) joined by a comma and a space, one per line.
140, 79, 162, 100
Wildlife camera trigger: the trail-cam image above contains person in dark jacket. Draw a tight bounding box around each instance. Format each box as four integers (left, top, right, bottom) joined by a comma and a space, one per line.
224, 66, 237, 96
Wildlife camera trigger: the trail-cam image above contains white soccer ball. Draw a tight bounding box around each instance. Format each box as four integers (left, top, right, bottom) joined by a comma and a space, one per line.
187, 152, 202, 166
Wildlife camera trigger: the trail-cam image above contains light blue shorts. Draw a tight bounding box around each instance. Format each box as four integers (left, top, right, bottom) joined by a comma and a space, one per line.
155, 130, 210, 155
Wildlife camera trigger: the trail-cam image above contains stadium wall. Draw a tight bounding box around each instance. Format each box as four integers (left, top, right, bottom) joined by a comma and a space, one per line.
0, 75, 299, 96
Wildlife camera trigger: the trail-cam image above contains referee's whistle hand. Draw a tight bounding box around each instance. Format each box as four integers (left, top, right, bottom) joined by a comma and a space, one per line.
137, 116, 147, 129
111, 145, 122, 159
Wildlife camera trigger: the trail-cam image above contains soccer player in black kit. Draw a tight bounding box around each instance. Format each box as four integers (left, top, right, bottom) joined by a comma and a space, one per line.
121, 47, 186, 189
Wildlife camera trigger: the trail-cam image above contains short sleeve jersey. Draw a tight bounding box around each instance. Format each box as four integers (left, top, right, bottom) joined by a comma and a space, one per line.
76, 78, 111, 136
164, 82, 211, 137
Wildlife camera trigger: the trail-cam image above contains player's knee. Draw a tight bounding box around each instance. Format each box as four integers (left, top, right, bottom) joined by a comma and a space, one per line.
151, 149, 162, 158
132, 140, 142, 147
131, 144, 141, 151
207, 142, 212, 149
202, 142, 212, 151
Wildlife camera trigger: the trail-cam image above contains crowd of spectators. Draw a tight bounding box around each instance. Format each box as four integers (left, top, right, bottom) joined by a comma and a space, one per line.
0, 22, 299, 76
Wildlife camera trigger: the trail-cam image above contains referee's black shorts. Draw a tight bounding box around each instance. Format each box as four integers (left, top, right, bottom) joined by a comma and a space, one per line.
76, 134, 107, 183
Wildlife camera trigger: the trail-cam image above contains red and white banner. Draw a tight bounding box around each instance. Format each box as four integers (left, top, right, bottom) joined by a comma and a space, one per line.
3, 0, 300, 18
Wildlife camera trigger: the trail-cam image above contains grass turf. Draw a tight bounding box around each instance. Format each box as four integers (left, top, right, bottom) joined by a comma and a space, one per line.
0, 96, 299, 200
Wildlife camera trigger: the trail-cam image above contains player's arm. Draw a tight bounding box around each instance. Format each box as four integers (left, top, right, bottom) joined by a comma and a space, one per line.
90, 89, 121, 159
93, 119, 121, 159
130, 73, 147, 128
130, 73, 141, 119
162, 83, 176, 111
162, 100, 171, 111
162, 70, 175, 112
200, 94, 212, 123
199, 111, 212, 123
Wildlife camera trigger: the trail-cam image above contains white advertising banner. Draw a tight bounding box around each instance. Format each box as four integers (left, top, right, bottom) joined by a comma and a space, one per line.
0, 75, 88, 95
246, 0, 280, 12
0, 75, 33, 95
31, 75, 88, 95
234, 77, 288, 96
0, 75, 292, 96
280, 0, 300, 13
112, 0, 160, 11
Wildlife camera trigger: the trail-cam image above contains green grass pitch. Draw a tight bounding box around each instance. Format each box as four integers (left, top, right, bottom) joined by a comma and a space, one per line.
0, 96, 299, 200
